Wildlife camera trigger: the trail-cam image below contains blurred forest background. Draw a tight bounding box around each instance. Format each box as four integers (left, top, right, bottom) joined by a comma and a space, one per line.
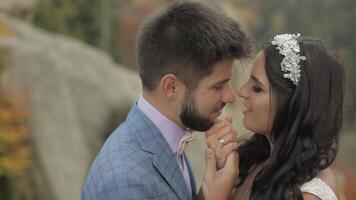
0, 0, 355, 199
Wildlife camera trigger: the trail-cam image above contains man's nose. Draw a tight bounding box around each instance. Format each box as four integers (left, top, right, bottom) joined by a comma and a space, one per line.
222, 85, 236, 103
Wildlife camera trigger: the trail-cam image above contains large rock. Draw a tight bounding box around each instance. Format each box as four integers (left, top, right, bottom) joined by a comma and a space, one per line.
0, 13, 140, 200
0, 0, 37, 20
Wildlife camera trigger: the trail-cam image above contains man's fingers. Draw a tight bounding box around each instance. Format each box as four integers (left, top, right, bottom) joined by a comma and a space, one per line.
223, 143, 239, 153
216, 143, 239, 169
205, 148, 217, 179
223, 152, 239, 175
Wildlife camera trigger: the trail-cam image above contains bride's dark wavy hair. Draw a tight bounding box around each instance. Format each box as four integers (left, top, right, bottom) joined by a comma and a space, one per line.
237, 36, 345, 199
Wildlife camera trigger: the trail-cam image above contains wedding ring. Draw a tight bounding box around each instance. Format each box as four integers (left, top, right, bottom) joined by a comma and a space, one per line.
218, 138, 225, 146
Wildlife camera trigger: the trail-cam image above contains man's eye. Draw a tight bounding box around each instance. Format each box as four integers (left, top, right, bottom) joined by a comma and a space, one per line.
214, 86, 223, 90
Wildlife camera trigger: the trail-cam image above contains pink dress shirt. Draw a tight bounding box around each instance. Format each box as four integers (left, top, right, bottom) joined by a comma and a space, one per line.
137, 95, 192, 195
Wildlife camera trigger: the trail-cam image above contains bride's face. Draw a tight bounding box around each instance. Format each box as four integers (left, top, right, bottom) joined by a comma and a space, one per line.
237, 51, 275, 135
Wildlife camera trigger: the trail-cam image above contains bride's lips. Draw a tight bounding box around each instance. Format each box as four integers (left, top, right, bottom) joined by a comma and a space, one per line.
242, 103, 252, 114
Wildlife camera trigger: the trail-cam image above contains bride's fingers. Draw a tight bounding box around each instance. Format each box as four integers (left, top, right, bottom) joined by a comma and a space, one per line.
207, 124, 233, 142
206, 120, 227, 137
219, 132, 238, 147
225, 115, 233, 124
206, 115, 234, 137
206, 125, 237, 149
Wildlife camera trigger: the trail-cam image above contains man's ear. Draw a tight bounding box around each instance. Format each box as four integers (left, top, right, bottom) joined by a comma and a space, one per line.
159, 74, 182, 99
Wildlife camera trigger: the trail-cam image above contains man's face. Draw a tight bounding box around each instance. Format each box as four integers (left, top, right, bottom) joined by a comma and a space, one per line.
180, 59, 236, 131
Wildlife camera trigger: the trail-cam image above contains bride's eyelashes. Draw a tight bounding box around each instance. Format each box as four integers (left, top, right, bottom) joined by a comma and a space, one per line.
252, 84, 262, 93
249, 75, 264, 93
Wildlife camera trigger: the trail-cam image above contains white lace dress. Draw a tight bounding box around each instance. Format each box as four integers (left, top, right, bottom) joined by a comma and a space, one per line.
300, 177, 338, 200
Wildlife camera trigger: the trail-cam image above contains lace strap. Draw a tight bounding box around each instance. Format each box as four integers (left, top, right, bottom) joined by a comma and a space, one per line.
300, 177, 337, 200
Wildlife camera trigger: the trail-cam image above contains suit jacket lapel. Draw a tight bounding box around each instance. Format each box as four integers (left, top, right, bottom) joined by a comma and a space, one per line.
184, 153, 197, 198
126, 104, 191, 200
152, 148, 190, 200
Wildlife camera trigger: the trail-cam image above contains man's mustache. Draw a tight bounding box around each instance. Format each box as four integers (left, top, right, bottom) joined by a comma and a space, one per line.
214, 103, 226, 112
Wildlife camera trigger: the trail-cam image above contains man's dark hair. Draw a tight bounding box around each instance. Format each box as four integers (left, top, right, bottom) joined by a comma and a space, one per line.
136, 1, 251, 90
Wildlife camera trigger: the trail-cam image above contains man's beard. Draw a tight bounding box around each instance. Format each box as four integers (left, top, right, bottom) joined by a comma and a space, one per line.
180, 93, 217, 132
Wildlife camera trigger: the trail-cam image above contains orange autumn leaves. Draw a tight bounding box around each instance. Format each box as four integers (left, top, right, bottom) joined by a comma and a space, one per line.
0, 19, 16, 38
0, 20, 30, 177
0, 90, 31, 177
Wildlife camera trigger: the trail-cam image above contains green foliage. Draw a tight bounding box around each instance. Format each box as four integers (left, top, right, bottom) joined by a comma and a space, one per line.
32, 0, 122, 65
32, 0, 102, 46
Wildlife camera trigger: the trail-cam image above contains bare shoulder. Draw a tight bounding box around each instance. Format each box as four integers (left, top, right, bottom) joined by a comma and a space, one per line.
302, 167, 338, 200
302, 192, 324, 200
316, 167, 337, 193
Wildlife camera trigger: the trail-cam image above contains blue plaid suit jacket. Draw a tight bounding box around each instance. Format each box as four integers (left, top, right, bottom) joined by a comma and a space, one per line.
81, 104, 197, 200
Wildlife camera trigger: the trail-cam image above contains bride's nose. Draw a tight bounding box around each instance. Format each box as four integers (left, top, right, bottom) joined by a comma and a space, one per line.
237, 82, 249, 99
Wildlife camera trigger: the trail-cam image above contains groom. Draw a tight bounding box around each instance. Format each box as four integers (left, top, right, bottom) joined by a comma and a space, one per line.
81, 2, 251, 200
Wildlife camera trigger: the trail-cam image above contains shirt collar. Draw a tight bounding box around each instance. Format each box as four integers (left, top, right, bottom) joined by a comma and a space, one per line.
137, 94, 187, 154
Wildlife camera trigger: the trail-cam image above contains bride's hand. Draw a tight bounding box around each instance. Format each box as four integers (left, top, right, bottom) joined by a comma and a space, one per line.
201, 148, 239, 200
206, 116, 238, 169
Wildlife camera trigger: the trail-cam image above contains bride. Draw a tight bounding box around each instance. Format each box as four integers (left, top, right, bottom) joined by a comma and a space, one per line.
199, 33, 344, 200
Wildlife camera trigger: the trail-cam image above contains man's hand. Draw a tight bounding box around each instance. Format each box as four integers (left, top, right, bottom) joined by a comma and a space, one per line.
206, 116, 239, 169
200, 148, 239, 200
